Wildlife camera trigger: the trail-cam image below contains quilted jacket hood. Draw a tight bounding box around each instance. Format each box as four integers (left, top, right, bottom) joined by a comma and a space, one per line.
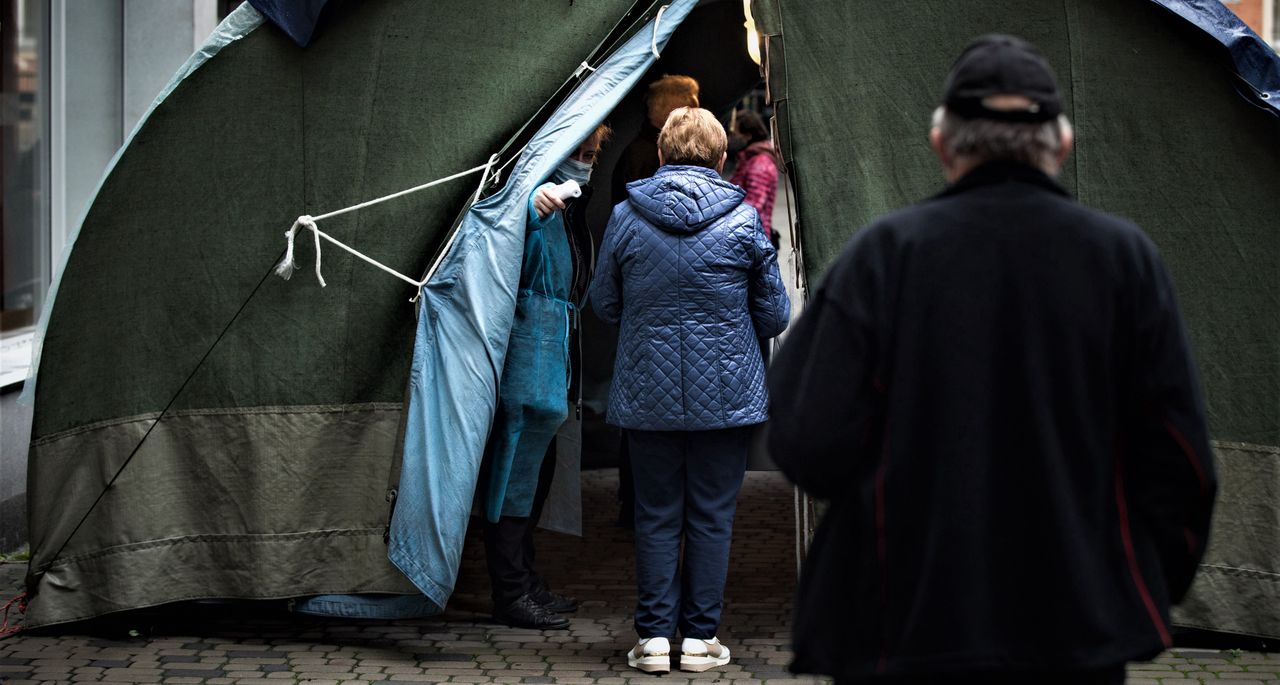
627, 165, 746, 234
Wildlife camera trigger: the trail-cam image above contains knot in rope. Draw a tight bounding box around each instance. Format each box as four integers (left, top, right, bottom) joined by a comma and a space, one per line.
271, 155, 499, 296
275, 215, 325, 287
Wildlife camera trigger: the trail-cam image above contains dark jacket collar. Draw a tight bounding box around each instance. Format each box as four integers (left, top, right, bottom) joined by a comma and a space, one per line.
937, 160, 1070, 200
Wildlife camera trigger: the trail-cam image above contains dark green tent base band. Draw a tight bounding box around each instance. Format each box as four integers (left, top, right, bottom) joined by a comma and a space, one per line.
29, 530, 415, 628
1172, 443, 1280, 640
26, 407, 407, 626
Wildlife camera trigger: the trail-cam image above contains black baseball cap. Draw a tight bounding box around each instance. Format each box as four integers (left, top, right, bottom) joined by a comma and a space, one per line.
942, 34, 1063, 123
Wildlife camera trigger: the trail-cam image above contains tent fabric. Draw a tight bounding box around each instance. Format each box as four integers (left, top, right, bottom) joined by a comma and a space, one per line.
23, 0, 650, 628
755, 0, 1280, 639
387, 0, 697, 610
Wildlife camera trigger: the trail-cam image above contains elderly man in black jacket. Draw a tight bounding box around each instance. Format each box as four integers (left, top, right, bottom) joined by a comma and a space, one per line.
767, 35, 1216, 685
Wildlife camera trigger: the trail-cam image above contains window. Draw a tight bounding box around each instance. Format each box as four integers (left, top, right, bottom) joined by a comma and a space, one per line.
0, 0, 47, 336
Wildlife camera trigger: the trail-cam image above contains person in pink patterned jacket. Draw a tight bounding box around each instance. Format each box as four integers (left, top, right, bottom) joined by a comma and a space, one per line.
728, 110, 781, 247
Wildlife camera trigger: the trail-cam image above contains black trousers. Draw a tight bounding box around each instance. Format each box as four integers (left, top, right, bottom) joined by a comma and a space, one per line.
483, 440, 557, 607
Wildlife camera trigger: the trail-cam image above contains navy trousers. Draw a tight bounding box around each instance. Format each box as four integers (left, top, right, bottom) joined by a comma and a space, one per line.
629, 426, 751, 639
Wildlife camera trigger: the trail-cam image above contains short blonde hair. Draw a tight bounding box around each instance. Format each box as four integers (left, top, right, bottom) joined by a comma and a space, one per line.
646, 75, 700, 124
657, 107, 727, 168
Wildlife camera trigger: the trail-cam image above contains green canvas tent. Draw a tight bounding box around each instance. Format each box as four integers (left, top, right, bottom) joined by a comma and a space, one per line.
18, 0, 1280, 641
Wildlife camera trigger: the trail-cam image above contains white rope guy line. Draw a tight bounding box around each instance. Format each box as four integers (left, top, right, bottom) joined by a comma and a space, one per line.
651, 5, 668, 58
275, 154, 500, 290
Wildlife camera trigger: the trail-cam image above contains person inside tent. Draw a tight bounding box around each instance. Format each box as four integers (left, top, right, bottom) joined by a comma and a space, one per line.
728, 109, 781, 248
479, 123, 611, 631
592, 107, 790, 674
611, 74, 701, 205
608, 74, 702, 529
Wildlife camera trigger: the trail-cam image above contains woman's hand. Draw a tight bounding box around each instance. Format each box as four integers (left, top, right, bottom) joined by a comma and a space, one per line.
533, 183, 567, 219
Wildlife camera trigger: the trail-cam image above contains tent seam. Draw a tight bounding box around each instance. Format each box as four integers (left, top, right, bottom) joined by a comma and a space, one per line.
46, 529, 387, 567
31, 403, 403, 446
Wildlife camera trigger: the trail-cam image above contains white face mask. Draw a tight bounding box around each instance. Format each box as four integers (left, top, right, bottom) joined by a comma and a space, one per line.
552, 157, 593, 186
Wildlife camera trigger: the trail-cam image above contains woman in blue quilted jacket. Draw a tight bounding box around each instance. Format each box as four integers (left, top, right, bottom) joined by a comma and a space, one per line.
590, 107, 790, 675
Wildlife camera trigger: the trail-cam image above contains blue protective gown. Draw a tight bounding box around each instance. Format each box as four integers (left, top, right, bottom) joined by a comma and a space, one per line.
481, 194, 576, 521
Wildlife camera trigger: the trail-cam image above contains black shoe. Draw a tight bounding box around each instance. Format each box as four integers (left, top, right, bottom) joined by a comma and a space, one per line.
530, 585, 579, 613
492, 593, 570, 630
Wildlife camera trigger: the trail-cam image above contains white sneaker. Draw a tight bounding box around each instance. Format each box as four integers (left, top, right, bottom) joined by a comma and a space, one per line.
627, 636, 672, 673
680, 636, 731, 672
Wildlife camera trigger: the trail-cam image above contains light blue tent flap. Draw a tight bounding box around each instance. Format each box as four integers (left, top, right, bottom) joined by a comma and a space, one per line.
292, 593, 439, 619
385, 0, 699, 610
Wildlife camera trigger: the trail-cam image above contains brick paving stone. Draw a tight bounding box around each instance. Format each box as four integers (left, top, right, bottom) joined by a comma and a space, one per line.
101, 669, 164, 682
90, 659, 134, 668
227, 650, 290, 659
164, 668, 228, 677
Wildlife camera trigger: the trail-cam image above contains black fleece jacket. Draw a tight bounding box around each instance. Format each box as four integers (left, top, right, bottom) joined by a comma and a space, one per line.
767, 161, 1216, 681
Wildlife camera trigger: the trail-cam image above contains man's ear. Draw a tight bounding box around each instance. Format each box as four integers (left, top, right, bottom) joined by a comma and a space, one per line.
1057, 125, 1075, 167
715, 151, 727, 174
929, 127, 948, 167
657, 149, 665, 166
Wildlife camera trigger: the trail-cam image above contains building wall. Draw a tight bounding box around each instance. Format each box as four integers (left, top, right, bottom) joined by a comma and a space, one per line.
1223, 0, 1278, 49
1224, 0, 1264, 34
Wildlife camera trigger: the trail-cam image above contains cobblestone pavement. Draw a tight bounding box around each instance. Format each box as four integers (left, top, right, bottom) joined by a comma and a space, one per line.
1, 470, 1276, 684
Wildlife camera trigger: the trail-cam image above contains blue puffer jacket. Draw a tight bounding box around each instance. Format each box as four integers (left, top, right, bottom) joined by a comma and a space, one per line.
590, 165, 790, 431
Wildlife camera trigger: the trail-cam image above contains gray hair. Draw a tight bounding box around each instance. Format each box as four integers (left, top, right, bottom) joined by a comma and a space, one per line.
931, 106, 1072, 172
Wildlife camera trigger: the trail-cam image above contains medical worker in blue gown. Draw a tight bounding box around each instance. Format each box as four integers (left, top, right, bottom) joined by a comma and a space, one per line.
480, 123, 611, 630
